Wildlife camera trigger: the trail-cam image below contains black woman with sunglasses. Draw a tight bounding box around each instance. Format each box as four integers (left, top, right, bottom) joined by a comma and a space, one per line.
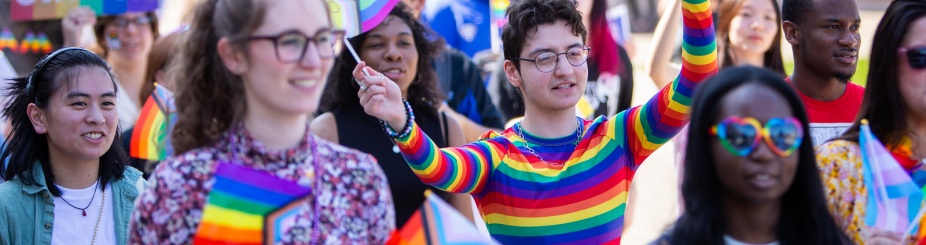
654, 66, 850, 244
817, 0, 926, 244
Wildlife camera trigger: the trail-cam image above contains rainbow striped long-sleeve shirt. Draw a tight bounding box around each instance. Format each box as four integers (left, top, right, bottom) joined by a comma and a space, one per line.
393, 1, 715, 243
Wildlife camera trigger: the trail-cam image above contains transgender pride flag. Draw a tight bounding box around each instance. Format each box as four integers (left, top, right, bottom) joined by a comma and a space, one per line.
860, 120, 926, 235
386, 190, 498, 245
327, 0, 400, 37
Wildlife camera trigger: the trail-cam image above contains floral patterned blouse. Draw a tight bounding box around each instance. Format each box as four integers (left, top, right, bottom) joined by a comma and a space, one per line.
816, 140, 870, 244
129, 124, 395, 244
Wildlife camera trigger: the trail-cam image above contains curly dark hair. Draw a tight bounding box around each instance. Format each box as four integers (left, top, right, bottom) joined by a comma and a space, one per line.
170, 0, 269, 154
318, 2, 445, 119
501, 0, 587, 72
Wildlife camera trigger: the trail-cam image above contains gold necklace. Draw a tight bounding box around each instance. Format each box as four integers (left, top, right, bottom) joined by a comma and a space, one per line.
90, 187, 105, 245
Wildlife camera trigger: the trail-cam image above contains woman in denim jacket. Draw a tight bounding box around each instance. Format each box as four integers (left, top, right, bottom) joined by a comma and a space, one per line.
0, 47, 143, 245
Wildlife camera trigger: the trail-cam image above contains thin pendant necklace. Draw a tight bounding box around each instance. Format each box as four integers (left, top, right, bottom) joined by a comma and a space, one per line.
517, 117, 583, 166
58, 179, 100, 216
90, 186, 105, 245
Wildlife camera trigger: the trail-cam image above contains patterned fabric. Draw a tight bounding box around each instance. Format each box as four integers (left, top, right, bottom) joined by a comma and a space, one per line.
129, 124, 394, 244
390, 0, 716, 243
817, 140, 872, 244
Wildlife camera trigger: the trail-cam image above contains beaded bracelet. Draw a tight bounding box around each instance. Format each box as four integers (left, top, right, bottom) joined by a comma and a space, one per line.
380, 99, 415, 139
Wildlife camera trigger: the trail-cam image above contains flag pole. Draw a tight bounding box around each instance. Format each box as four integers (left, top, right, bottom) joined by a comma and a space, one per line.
904, 203, 926, 237
343, 37, 370, 81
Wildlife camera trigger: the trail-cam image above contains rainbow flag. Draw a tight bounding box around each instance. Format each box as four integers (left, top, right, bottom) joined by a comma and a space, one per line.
194, 163, 312, 245
327, 0, 400, 37
10, 0, 159, 21
860, 120, 925, 235
0, 28, 17, 52
130, 84, 175, 160
386, 191, 498, 245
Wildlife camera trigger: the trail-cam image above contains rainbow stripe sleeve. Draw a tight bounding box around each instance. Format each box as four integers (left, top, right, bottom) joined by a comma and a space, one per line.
392, 0, 714, 242
395, 127, 507, 194
617, 0, 717, 166
394, 0, 716, 195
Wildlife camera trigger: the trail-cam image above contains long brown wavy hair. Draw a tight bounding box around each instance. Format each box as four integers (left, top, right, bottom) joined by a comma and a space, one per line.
170, 0, 268, 154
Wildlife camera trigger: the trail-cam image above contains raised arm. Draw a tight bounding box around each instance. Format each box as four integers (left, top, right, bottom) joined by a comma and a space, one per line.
614, 0, 717, 166
646, 0, 684, 89
355, 63, 505, 194
61, 7, 102, 53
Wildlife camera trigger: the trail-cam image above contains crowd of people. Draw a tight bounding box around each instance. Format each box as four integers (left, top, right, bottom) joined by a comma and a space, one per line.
0, 0, 923, 244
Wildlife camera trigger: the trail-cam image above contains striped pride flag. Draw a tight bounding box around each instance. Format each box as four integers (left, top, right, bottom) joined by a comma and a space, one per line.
10, 0, 159, 21
130, 83, 174, 161
327, 0, 400, 37
193, 163, 312, 245
860, 120, 925, 235
387, 190, 498, 245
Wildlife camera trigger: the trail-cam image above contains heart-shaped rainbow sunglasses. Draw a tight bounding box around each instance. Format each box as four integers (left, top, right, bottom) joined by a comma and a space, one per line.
710, 116, 804, 157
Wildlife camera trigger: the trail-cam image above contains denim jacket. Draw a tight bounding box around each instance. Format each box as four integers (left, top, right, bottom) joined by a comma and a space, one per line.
0, 162, 144, 245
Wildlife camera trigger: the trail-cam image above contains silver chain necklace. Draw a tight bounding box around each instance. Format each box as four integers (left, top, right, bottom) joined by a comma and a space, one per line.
517, 117, 583, 166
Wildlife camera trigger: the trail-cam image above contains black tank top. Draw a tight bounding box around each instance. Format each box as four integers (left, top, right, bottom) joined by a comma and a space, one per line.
332, 104, 452, 227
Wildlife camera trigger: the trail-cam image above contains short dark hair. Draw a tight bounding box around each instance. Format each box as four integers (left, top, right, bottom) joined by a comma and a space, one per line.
781, 0, 815, 25
836, 0, 926, 146
501, 0, 587, 72
319, 2, 445, 119
1, 48, 129, 196
669, 66, 849, 244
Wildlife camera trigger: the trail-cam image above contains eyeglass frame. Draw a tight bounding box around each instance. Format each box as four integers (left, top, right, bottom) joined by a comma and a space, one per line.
709, 116, 804, 157
900, 46, 926, 70
248, 29, 346, 63
109, 15, 153, 29
511, 46, 591, 73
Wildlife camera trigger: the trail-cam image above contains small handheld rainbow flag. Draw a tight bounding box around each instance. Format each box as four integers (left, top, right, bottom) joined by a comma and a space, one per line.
386, 190, 498, 245
193, 163, 312, 245
327, 0, 400, 37
130, 83, 175, 161
860, 119, 925, 236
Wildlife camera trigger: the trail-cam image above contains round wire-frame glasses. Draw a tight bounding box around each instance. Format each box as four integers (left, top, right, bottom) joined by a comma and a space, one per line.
512, 46, 591, 72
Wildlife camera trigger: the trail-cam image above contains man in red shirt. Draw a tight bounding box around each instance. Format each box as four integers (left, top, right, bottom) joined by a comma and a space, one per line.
782, 0, 864, 145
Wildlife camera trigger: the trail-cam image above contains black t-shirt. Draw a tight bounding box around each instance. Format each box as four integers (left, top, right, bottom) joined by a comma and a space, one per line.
332, 104, 454, 227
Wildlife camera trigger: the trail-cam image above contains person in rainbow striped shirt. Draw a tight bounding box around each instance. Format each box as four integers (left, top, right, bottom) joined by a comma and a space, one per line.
354, 0, 716, 243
